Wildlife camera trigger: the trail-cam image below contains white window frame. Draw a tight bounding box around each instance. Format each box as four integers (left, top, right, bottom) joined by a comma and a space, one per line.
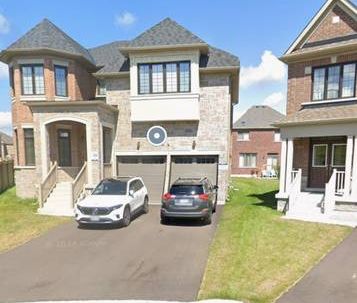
274, 131, 281, 142
331, 143, 347, 168
237, 131, 250, 141
239, 153, 257, 168
312, 144, 328, 168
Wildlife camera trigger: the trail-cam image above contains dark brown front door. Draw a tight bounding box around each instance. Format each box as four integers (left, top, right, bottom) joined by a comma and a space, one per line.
58, 129, 72, 167
309, 137, 346, 188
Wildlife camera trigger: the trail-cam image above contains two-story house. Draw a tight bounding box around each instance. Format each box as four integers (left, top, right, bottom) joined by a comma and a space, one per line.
0, 18, 239, 215
231, 105, 284, 177
276, 0, 357, 224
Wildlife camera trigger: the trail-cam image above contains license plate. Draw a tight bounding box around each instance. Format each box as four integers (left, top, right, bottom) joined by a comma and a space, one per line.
90, 216, 100, 222
175, 199, 193, 206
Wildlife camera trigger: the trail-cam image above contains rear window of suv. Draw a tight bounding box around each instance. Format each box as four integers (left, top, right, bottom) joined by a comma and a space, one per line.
170, 185, 204, 195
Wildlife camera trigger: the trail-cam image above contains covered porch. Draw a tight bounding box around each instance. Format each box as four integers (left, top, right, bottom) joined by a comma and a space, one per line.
276, 120, 357, 222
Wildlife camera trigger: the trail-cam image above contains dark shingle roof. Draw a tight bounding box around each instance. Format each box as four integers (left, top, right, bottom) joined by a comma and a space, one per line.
0, 131, 12, 145
2, 18, 239, 74
234, 106, 285, 129
6, 19, 95, 64
127, 18, 206, 48
89, 41, 130, 74
200, 46, 240, 68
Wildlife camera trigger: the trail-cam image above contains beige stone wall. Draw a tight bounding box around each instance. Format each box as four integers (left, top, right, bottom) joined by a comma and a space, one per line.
106, 73, 232, 202
15, 167, 37, 198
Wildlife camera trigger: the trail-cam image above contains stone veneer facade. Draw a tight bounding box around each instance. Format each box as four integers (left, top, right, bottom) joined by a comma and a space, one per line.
106, 73, 232, 202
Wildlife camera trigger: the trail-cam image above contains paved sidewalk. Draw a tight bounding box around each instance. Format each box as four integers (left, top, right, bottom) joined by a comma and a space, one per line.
278, 228, 357, 303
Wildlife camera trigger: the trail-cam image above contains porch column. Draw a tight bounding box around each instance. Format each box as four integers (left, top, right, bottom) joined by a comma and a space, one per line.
351, 136, 357, 198
286, 139, 294, 189
344, 136, 354, 197
278, 139, 287, 193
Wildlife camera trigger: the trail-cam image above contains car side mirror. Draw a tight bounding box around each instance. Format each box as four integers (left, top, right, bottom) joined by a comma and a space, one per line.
129, 189, 134, 197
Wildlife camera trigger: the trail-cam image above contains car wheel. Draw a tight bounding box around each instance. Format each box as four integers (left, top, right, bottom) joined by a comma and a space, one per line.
142, 196, 149, 214
122, 206, 131, 227
213, 201, 217, 213
204, 211, 212, 225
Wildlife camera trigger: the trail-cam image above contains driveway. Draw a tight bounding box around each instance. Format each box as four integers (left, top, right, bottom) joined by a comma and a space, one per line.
278, 228, 357, 303
0, 206, 221, 302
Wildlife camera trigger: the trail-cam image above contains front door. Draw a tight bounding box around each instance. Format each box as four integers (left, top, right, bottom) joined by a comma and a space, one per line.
309, 137, 346, 188
58, 129, 72, 167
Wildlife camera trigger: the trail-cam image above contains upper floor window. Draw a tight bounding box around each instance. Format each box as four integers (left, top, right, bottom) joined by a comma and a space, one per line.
312, 63, 356, 101
54, 65, 68, 97
237, 131, 250, 141
274, 131, 281, 142
9, 67, 15, 94
138, 61, 191, 94
21, 64, 45, 95
97, 80, 106, 96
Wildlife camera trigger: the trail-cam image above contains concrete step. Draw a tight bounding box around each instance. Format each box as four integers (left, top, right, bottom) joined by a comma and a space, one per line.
38, 208, 74, 217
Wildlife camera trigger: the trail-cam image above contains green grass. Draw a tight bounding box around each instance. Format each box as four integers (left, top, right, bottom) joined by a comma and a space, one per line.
199, 178, 352, 303
0, 187, 69, 253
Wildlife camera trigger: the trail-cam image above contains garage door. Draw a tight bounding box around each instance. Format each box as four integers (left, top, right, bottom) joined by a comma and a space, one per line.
170, 155, 218, 186
117, 156, 167, 204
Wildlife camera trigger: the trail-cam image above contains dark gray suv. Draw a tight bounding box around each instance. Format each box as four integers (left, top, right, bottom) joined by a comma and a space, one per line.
160, 177, 218, 224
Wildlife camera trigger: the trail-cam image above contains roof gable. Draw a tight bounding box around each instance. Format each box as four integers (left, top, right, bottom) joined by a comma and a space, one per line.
127, 18, 206, 48
0, 131, 12, 145
5, 19, 94, 64
285, 0, 357, 55
233, 106, 285, 129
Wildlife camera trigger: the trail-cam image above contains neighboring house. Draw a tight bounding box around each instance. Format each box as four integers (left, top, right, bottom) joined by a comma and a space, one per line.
231, 105, 284, 177
276, 0, 357, 219
0, 131, 13, 160
0, 18, 239, 215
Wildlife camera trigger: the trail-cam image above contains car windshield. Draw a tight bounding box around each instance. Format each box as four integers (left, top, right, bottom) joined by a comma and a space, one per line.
170, 185, 204, 195
92, 180, 127, 195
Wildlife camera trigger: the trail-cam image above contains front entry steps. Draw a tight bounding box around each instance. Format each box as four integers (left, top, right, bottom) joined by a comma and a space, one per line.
284, 192, 357, 227
38, 182, 74, 217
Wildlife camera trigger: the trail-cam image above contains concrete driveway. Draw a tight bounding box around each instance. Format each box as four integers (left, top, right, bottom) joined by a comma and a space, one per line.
0, 206, 221, 302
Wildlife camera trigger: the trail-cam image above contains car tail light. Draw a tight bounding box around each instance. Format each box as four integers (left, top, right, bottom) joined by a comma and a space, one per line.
199, 194, 209, 201
162, 193, 175, 201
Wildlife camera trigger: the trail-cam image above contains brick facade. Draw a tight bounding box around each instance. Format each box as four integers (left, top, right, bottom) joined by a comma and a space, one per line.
231, 129, 281, 176
307, 5, 357, 44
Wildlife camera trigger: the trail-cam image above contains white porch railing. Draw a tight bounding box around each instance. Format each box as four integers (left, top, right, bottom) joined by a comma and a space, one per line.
335, 171, 345, 196
287, 169, 302, 211
324, 169, 337, 214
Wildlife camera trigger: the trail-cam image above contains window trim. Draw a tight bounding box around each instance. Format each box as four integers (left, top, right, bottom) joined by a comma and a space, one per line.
311, 62, 357, 102
239, 153, 257, 168
138, 61, 191, 95
331, 143, 347, 168
54, 65, 68, 97
312, 144, 328, 168
20, 64, 45, 95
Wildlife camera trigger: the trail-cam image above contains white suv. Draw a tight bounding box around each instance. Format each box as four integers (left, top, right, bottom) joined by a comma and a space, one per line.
75, 177, 149, 227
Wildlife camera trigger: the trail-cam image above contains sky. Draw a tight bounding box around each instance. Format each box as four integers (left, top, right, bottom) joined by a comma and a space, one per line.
0, 0, 350, 134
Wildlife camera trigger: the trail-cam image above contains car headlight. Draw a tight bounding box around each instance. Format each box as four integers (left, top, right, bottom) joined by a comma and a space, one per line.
76, 204, 82, 211
109, 204, 123, 211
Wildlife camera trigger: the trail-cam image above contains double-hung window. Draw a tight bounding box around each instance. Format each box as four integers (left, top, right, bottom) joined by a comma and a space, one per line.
54, 65, 68, 97
239, 153, 257, 168
237, 131, 250, 141
138, 61, 191, 94
24, 129, 35, 166
21, 64, 45, 95
312, 63, 356, 101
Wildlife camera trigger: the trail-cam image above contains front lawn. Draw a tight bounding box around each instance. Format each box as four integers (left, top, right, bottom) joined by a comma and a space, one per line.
0, 188, 69, 253
199, 178, 352, 303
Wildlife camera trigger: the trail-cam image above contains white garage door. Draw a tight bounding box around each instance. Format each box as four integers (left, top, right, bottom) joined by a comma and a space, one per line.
117, 156, 167, 204
170, 155, 218, 186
